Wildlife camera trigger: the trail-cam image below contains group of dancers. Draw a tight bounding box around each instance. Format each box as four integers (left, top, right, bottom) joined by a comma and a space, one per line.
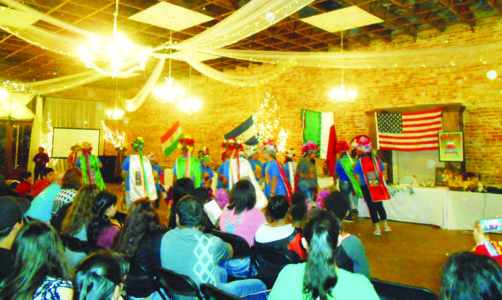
67, 133, 392, 235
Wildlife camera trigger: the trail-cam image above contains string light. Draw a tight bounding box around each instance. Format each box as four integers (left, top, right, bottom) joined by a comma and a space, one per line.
253, 92, 289, 152
101, 121, 126, 148
40, 113, 58, 167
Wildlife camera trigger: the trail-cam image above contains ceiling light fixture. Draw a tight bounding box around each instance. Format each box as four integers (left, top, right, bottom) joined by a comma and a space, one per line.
154, 31, 185, 103
79, 0, 147, 78
178, 66, 201, 115
329, 32, 356, 103
107, 79, 125, 120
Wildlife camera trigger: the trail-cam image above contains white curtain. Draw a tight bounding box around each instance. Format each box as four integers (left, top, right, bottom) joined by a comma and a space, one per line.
27, 96, 43, 175
42, 97, 106, 171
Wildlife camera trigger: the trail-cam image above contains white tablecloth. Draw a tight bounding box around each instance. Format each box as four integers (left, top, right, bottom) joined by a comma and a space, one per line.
358, 187, 502, 230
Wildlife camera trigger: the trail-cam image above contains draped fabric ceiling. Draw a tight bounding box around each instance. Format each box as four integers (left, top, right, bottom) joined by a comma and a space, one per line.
0, 0, 502, 112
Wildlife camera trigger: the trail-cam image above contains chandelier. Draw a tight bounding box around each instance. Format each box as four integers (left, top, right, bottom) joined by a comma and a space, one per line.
329, 32, 356, 103
178, 66, 202, 115
154, 32, 185, 103
106, 80, 125, 120
79, 0, 147, 78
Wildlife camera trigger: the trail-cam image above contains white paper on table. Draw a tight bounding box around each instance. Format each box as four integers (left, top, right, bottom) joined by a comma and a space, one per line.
204, 200, 223, 225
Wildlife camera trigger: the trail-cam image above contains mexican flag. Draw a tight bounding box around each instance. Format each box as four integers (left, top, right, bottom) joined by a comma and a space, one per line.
301, 109, 336, 159
161, 121, 184, 157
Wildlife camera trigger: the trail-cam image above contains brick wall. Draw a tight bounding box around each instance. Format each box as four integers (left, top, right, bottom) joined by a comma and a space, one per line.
55, 17, 502, 185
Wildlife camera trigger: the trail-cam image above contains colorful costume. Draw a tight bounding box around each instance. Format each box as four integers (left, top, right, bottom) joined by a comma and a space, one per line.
199, 147, 214, 188
67, 144, 81, 168
173, 137, 202, 187
77, 142, 105, 190
261, 141, 292, 199
296, 142, 319, 201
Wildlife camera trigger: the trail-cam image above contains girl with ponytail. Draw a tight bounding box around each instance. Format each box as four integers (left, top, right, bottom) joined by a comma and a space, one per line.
268, 210, 378, 300
87, 190, 119, 249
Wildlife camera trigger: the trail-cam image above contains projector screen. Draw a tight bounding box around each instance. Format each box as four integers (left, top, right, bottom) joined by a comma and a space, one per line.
52, 127, 100, 159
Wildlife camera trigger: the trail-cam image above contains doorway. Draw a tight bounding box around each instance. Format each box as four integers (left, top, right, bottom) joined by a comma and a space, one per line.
0, 121, 33, 180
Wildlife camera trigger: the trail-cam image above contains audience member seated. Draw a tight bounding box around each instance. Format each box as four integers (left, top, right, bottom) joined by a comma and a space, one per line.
194, 186, 210, 203
60, 184, 101, 268
268, 210, 379, 300
161, 196, 267, 299
167, 178, 196, 229
51, 168, 83, 216
114, 198, 168, 297
0, 221, 73, 300
73, 250, 129, 300
87, 190, 120, 249
25, 171, 64, 222
472, 222, 502, 266
291, 203, 308, 229
441, 251, 502, 300
0, 174, 23, 199
0, 196, 26, 283
219, 180, 267, 246
30, 167, 55, 198
194, 187, 216, 233
324, 191, 371, 278
15, 171, 32, 197
255, 195, 305, 260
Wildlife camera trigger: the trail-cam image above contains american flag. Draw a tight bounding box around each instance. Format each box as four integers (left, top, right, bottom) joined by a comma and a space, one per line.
376, 109, 442, 151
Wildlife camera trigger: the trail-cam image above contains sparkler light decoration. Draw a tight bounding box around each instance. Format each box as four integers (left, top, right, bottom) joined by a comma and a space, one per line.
253, 92, 289, 152
101, 121, 126, 148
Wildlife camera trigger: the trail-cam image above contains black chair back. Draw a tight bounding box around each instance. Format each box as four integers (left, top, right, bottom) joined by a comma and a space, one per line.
124, 261, 158, 298
81, 240, 105, 254
211, 230, 251, 258
200, 284, 241, 300
371, 279, 439, 300
152, 267, 204, 300
250, 245, 296, 289
60, 233, 85, 253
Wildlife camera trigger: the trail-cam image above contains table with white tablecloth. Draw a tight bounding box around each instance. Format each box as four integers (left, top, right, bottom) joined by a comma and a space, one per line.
357, 187, 502, 230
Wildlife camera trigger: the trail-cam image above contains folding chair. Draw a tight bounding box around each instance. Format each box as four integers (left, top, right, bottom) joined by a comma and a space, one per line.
371, 278, 439, 300
200, 284, 242, 300
250, 245, 297, 289
124, 261, 160, 299
211, 229, 252, 258
152, 267, 204, 300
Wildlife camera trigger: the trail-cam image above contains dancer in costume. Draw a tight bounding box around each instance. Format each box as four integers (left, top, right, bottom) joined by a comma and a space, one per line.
199, 147, 214, 188
121, 137, 157, 208
75, 142, 105, 190
222, 138, 267, 209
352, 135, 391, 236
296, 142, 319, 202
68, 144, 81, 168
245, 145, 263, 181
172, 136, 202, 187
334, 141, 362, 222
215, 148, 232, 208
261, 141, 292, 199
285, 148, 297, 192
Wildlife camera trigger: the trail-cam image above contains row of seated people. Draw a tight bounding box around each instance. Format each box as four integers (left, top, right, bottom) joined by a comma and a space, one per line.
1, 166, 502, 299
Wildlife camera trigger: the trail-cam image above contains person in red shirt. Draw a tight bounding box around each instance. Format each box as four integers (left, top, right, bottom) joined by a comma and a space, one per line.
472, 222, 502, 267
32, 147, 50, 181
14, 172, 32, 197
29, 168, 55, 198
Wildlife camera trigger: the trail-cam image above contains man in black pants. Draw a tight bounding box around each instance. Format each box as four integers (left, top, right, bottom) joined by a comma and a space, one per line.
32, 147, 50, 181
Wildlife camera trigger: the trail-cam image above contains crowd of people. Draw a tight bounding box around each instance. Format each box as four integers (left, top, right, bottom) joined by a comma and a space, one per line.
0, 134, 501, 300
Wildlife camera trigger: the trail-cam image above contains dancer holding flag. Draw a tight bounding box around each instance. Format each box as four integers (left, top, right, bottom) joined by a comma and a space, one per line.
75, 141, 104, 190
121, 137, 157, 208
172, 136, 202, 187
352, 135, 391, 236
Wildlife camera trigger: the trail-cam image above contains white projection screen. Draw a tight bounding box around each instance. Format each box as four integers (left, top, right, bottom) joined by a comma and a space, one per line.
52, 128, 100, 159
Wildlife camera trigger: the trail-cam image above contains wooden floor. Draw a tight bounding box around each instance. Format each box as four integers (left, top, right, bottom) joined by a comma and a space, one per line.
107, 183, 476, 295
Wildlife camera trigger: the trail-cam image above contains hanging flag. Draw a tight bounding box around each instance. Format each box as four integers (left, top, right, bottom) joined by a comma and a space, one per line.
301, 109, 334, 159
161, 121, 184, 157
376, 109, 442, 151
324, 125, 338, 177
224, 116, 259, 145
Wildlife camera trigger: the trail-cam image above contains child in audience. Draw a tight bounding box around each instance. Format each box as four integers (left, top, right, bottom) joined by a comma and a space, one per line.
15, 171, 32, 197
441, 252, 502, 300
87, 190, 119, 249
0, 221, 73, 300
268, 210, 379, 300
324, 191, 371, 278
290, 204, 308, 229
255, 195, 305, 260
114, 198, 167, 298
167, 178, 195, 229
30, 167, 55, 197
25, 171, 64, 222
73, 250, 129, 300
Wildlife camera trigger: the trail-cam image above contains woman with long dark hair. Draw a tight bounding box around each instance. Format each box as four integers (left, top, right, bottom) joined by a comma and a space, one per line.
87, 190, 119, 249
113, 198, 167, 297
73, 250, 129, 300
268, 210, 378, 300
0, 221, 73, 300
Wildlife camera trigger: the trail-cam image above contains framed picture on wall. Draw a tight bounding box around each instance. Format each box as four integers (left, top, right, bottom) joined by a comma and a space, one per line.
438, 132, 464, 162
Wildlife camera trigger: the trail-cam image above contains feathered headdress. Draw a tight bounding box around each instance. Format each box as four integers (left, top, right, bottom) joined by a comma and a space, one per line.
261, 140, 278, 157
350, 135, 372, 153
147, 153, 157, 162
81, 141, 93, 153
132, 137, 144, 152
302, 141, 319, 156
198, 146, 210, 163
178, 135, 195, 152
335, 141, 350, 153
